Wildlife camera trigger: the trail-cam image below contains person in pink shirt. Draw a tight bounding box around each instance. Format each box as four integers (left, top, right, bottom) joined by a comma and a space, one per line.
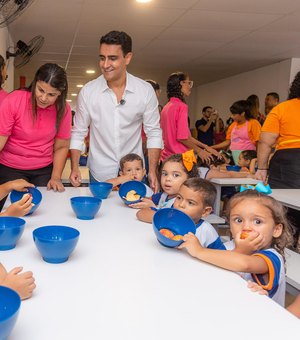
0, 63, 72, 211
160, 71, 220, 162
0, 55, 8, 104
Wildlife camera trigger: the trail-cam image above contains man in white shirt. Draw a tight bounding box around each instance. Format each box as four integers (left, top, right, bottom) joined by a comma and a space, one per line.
70, 31, 162, 192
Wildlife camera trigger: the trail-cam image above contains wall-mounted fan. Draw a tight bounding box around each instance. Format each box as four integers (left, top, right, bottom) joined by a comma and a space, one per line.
0, 0, 35, 27
6, 35, 45, 68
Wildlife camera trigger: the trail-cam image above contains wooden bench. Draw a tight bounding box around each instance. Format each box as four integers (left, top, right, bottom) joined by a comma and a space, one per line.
285, 248, 300, 295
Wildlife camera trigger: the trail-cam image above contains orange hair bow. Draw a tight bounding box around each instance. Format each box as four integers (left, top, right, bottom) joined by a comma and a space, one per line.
182, 150, 197, 171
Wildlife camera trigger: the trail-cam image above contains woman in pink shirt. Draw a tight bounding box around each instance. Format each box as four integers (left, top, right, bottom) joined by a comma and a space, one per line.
160, 72, 220, 161
0, 63, 72, 211
0, 55, 8, 104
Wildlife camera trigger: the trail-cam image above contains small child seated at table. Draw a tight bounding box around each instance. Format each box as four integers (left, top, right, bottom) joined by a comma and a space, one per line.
106, 153, 153, 197
173, 178, 225, 250
179, 190, 295, 306
0, 263, 36, 300
0, 179, 34, 217
135, 151, 199, 222
237, 150, 257, 174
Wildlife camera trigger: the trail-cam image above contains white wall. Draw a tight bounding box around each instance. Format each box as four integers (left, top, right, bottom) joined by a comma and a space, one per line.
289, 58, 300, 83
190, 59, 293, 125
0, 27, 14, 92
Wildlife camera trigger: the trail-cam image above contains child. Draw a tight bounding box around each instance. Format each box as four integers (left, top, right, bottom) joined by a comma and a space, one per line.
136, 151, 199, 223
173, 178, 225, 250
0, 263, 36, 300
0, 179, 34, 217
179, 190, 295, 306
238, 150, 257, 174
106, 153, 153, 197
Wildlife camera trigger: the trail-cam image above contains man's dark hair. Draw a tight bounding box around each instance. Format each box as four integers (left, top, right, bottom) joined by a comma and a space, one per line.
202, 106, 212, 113
266, 92, 279, 101
100, 31, 132, 56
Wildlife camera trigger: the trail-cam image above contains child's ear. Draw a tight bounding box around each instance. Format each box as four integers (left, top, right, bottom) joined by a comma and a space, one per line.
201, 206, 213, 217
119, 170, 124, 176
273, 223, 283, 238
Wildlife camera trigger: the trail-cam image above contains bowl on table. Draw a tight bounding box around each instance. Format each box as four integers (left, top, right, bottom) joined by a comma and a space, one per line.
226, 165, 241, 172
10, 187, 43, 215
0, 216, 26, 250
0, 286, 21, 339
89, 182, 113, 199
118, 180, 146, 205
33, 225, 80, 264
70, 196, 102, 220
152, 208, 196, 248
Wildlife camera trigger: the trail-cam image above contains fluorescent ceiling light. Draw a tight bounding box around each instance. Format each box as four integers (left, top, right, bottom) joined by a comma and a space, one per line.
86, 70, 95, 74
76, 84, 84, 88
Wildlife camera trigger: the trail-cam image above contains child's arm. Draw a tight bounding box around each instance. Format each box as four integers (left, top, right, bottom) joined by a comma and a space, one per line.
0, 179, 35, 200
206, 168, 255, 180
249, 158, 257, 174
178, 232, 269, 274
106, 173, 135, 187
0, 264, 36, 300
1, 193, 34, 217
287, 294, 300, 318
136, 207, 156, 223
129, 198, 156, 210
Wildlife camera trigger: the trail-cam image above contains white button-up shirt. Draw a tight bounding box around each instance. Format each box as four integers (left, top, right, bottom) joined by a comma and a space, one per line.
70, 72, 162, 181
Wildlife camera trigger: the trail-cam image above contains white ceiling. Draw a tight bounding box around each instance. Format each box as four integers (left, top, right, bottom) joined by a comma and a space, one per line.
5, 0, 300, 103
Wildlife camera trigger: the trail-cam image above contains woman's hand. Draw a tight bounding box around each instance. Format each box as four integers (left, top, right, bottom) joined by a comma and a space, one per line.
205, 146, 222, 159
255, 169, 268, 183
47, 178, 65, 192
197, 149, 213, 164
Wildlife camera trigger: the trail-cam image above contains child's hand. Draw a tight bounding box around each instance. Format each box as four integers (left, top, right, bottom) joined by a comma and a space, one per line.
2, 193, 33, 217
234, 230, 264, 255
128, 198, 155, 209
247, 281, 268, 296
119, 173, 135, 184
2, 267, 36, 300
8, 179, 35, 192
178, 232, 203, 258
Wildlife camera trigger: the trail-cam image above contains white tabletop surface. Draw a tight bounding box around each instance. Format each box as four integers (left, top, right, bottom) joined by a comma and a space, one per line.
270, 189, 300, 211
210, 178, 261, 185
2, 187, 299, 340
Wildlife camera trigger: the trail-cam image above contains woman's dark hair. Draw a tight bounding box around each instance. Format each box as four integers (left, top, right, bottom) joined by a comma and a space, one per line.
230, 100, 253, 120
288, 71, 300, 100
0, 54, 5, 87
166, 72, 187, 102
145, 79, 160, 91
29, 63, 68, 128
100, 31, 132, 56
247, 94, 259, 119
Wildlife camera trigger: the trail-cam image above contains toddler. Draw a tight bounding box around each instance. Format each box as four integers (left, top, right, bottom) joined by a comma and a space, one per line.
238, 150, 257, 174
179, 190, 294, 306
173, 178, 225, 250
106, 153, 153, 197
136, 151, 199, 223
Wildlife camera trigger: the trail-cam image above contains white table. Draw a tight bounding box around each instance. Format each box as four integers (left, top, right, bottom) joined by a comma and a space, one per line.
270, 189, 300, 211
210, 178, 261, 216
2, 188, 299, 340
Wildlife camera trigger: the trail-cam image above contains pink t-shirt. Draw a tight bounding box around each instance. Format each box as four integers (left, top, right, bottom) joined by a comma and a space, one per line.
160, 97, 190, 160
0, 89, 8, 104
0, 90, 72, 170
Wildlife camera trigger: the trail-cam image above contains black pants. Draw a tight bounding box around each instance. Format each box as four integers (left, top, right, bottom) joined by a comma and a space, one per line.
0, 163, 53, 211
269, 148, 300, 247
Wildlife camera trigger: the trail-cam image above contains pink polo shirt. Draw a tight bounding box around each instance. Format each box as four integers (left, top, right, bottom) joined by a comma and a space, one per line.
0, 90, 72, 170
0, 89, 8, 104
160, 97, 190, 160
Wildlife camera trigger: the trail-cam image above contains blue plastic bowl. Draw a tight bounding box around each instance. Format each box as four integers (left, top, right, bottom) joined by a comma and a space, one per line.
10, 187, 42, 215
89, 182, 113, 199
153, 208, 196, 248
33, 225, 80, 263
0, 217, 26, 250
118, 181, 146, 205
226, 165, 242, 172
0, 286, 21, 339
70, 196, 102, 220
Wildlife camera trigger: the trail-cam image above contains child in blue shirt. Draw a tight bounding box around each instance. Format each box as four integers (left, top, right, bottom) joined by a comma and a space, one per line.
173, 178, 225, 250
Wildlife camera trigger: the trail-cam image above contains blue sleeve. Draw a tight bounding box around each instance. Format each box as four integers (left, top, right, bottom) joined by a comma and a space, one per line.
151, 192, 162, 206
207, 237, 226, 250
251, 250, 281, 298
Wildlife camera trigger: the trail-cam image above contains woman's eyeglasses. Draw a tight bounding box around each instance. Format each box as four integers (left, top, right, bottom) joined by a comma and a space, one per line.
182, 80, 193, 88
